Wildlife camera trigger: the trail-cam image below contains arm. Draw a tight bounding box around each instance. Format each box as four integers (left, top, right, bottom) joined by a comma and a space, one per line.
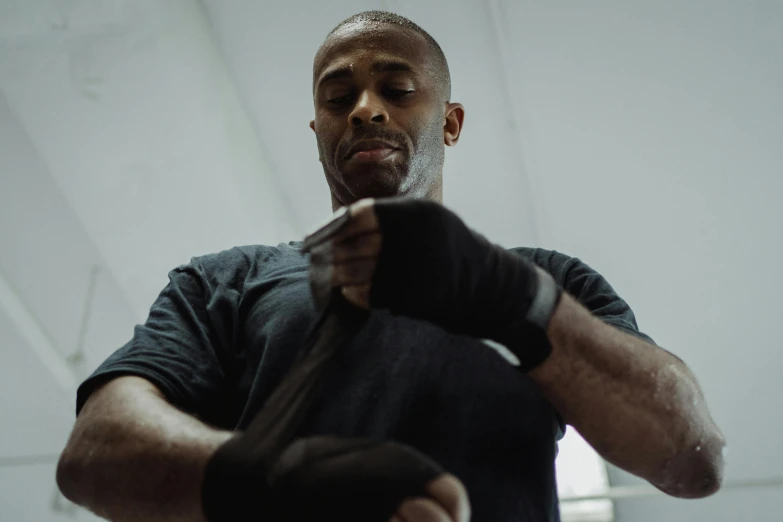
304, 198, 727, 498
529, 293, 726, 498
56, 375, 233, 522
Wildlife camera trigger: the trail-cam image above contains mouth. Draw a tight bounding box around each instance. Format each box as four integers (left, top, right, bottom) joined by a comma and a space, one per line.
344, 140, 401, 164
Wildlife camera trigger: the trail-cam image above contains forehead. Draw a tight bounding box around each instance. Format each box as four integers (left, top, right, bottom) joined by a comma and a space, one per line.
313, 22, 434, 86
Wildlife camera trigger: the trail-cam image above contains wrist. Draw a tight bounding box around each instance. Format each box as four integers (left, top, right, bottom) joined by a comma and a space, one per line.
489, 259, 563, 372
525, 265, 564, 331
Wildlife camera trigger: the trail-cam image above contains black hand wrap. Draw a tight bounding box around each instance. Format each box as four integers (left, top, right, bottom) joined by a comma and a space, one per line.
202, 224, 447, 521
265, 435, 444, 521
371, 198, 563, 372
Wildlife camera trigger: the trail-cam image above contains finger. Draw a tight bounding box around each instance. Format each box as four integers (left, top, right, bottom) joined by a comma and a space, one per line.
341, 284, 371, 308
397, 497, 451, 522
302, 206, 352, 252
332, 199, 380, 242
348, 197, 378, 222
302, 199, 379, 251
331, 231, 382, 262
426, 474, 471, 522
332, 259, 376, 287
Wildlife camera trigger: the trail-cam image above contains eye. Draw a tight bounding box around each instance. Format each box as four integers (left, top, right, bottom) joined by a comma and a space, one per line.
327, 94, 354, 106
384, 88, 414, 100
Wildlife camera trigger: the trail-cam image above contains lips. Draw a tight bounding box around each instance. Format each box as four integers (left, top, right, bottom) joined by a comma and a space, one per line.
344, 139, 400, 161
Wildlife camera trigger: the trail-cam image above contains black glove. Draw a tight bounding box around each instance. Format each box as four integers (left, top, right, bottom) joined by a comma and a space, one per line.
371, 198, 564, 371
270, 435, 444, 522
203, 432, 444, 522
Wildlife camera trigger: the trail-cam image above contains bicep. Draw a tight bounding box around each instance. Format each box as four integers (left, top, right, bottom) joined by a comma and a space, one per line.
79, 375, 166, 418
64, 375, 176, 469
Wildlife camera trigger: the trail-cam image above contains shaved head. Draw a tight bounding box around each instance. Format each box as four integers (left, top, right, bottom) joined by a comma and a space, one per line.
315, 11, 452, 102
309, 11, 464, 210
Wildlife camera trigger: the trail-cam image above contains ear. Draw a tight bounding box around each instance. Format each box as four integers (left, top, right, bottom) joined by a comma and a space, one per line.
443, 103, 465, 146
310, 120, 323, 163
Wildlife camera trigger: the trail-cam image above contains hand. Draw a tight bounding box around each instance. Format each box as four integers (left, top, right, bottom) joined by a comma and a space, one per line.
302, 198, 381, 309
204, 431, 466, 522
390, 474, 471, 522
303, 197, 529, 328
303, 197, 563, 371
266, 435, 469, 522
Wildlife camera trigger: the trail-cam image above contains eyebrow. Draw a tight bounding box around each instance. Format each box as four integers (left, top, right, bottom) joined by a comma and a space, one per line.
317, 60, 416, 88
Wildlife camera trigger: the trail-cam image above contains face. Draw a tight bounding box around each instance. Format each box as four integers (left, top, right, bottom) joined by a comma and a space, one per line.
311, 22, 463, 208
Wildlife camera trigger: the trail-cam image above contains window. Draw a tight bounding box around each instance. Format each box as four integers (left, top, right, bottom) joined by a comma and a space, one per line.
556, 429, 614, 522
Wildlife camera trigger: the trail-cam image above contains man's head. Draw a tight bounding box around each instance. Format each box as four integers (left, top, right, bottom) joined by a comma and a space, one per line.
310, 11, 465, 210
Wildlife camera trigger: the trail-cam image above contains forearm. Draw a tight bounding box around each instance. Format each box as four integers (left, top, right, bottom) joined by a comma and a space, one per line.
56, 377, 233, 522
529, 293, 726, 498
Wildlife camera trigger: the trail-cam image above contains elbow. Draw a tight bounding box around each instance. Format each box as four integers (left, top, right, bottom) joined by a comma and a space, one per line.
56, 452, 76, 502
656, 433, 727, 499
56, 429, 97, 508
679, 451, 725, 499
56, 447, 85, 505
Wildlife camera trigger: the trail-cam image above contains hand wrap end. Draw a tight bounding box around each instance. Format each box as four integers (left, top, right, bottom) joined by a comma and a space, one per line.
494, 264, 563, 372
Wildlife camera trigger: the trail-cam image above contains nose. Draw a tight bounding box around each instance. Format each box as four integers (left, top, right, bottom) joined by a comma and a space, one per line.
348, 91, 389, 127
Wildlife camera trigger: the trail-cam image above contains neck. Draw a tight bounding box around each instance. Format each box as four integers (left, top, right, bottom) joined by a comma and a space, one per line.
330, 181, 443, 211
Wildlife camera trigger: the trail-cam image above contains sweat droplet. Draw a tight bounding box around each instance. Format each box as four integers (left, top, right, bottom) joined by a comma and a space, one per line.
695, 446, 701, 452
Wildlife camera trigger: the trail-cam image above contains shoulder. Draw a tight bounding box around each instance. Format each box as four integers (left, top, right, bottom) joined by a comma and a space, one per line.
506, 246, 585, 287
510, 246, 655, 344
507, 245, 617, 300
169, 242, 306, 288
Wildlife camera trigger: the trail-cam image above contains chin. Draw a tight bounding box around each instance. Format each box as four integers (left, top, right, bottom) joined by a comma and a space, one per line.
340, 166, 408, 200
352, 183, 405, 200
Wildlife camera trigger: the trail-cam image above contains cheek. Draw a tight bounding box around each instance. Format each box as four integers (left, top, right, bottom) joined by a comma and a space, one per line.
314, 123, 339, 160
409, 112, 444, 150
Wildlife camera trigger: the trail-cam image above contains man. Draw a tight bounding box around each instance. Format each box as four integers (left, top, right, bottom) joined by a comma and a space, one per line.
56, 11, 726, 522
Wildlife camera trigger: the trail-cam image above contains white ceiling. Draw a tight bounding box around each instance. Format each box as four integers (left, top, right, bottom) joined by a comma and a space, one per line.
1, 1, 782, 520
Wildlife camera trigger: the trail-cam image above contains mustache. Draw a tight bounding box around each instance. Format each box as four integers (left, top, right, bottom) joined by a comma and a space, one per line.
338, 129, 408, 160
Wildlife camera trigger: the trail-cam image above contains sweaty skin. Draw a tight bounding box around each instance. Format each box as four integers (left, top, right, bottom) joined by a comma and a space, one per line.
310, 21, 464, 211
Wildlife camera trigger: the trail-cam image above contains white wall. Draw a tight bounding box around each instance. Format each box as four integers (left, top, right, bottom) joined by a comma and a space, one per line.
499, 1, 783, 520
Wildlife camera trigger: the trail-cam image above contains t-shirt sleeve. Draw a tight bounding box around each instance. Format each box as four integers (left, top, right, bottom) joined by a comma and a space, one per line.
512, 247, 655, 344
556, 256, 655, 345
75, 261, 230, 424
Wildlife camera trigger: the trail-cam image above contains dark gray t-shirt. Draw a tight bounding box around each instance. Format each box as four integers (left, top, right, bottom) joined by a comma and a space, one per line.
75, 242, 654, 522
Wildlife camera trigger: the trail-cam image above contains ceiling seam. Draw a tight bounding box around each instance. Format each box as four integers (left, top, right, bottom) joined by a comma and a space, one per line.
194, 0, 305, 237
0, 265, 78, 395
484, 0, 542, 247
0, 88, 140, 381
